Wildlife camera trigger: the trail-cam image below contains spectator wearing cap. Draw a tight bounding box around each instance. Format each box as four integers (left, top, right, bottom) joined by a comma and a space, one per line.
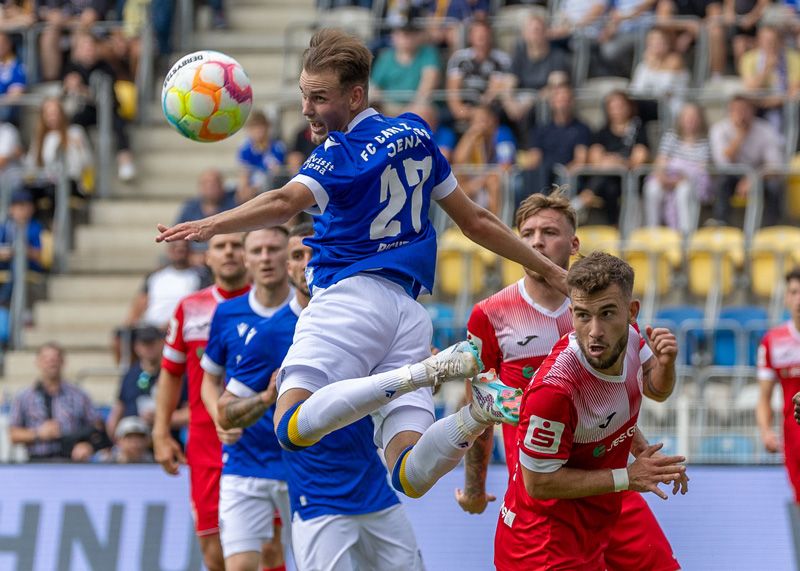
236, 110, 287, 199
95, 416, 155, 463
0, 189, 48, 308
371, 17, 441, 114
10, 342, 110, 462
107, 325, 189, 442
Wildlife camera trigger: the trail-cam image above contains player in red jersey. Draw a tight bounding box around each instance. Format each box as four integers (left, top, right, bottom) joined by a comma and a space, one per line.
494, 252, 687, 571
153, 233, 250, 571
458, 192, 683, 570
759, 268, 800, 501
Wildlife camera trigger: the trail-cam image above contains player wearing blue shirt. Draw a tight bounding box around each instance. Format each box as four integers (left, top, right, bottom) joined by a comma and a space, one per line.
199, 228, 295, 571
158, 29, 567, 502
237, 110, 287, 196
219, 224, 424, 570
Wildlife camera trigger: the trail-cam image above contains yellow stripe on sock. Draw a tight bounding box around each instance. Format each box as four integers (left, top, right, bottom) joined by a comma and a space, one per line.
286, 405, 319, 448
398, 450, 423, 499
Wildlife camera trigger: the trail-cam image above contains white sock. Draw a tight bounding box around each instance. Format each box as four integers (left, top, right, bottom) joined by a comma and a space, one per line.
401, 406, 487, 497
295, 365, 424, 443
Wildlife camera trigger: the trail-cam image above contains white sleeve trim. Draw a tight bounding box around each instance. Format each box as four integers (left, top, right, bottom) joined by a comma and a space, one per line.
291, 174, 329, 214
162, 345, 186, 364
758, 368, 777, 382
226, 378, 258, 398
200, 353, 224, 376
431, 172, 458, 201
640, 343, 654, 364
519, 451, 566, 473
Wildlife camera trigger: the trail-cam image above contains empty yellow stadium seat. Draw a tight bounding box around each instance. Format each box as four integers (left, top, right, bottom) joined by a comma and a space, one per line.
687, 227, 745, 297
573, 225, 620, 265
438, 227, 495, 297
750, 226, 800, 298
623, 227, 683, 297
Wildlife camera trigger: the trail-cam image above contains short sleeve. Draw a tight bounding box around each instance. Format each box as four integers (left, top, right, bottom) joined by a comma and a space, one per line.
201, 307, 226, 376
161, 303, 187, 376
495, 126, 516, 164
446, 50, 468, 78
226, 335, 276, 397
467, 303, 503, 373
429, 138, 457, 200
757, 336, 776, 382
291, 140, 354, 214
417, 44, 440, 70
517, 383, 576, 473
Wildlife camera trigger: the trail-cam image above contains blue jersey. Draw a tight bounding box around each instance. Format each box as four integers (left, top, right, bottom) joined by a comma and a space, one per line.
291, 108, 457, 299
229, 298, 400, 520
202, 288, 293, 481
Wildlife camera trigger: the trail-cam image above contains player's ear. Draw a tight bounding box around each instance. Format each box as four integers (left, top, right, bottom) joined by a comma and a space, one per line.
570, 234, 579, 256
350, 84, 366, 110
628, 299, 640, 323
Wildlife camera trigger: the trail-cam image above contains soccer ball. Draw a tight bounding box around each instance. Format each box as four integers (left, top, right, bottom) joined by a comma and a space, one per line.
162, 50, 253, 142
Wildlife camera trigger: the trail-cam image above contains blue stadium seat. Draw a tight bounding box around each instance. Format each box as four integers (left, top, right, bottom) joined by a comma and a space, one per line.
654, 306, 705, 365
699, 435, 754, 462
0, 307, 9, 345
713, 306, 769, 366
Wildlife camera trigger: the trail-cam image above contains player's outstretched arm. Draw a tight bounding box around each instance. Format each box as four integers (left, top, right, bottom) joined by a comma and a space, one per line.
156, 182, 316, 243
523, 443, 686, 501
641, 326, 678, 402
437, 187, 568, 295
152, 369, 187, 475
455, 425, 496, 514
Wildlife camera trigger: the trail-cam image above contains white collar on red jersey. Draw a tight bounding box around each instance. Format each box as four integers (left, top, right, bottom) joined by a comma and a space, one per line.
517, 279, 571, 318
569, 334, 628, 383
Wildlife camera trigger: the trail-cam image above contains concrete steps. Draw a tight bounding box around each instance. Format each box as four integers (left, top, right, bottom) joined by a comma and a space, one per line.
34, 301, 128, 329
90, 200, 182, 226
48, 275, 141, 302
3, 350, 118, 397
69, 251, 160, 273
24, 328, 115, 351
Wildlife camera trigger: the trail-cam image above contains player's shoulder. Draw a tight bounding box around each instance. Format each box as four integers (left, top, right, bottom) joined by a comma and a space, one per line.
478, 280, 523, 312
215, 292, 250, 315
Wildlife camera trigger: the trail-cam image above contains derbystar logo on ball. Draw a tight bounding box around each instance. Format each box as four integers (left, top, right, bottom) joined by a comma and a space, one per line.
161, 50, 253, 142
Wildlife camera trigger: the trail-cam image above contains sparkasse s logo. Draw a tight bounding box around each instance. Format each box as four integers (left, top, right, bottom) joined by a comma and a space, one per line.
524, 416, 565, 454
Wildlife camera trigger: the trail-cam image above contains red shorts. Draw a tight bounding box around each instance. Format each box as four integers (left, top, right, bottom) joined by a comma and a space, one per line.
604, 492, 680, 571
501, 423, 517, 477
189, 463, 222, 536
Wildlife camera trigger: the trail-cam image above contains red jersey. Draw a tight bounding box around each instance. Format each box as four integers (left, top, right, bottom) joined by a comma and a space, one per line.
162, 284, 250, 467
467, 279, 573, 468
495, 326, 652, 571
758, 321, 800, 501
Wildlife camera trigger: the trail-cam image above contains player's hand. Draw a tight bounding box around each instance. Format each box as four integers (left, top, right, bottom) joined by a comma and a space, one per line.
260, 371, 279, 408
546, 266, 568, 296
645, 326, 678, 367
455, 488, 496, 514
793, 392, 800, 424
761, 429, 781, 453
153, 431, 186, 476
216, 424, 243, 445
155, 220, 214, 244
652, 448, 690, 495
626, 443, 686, 500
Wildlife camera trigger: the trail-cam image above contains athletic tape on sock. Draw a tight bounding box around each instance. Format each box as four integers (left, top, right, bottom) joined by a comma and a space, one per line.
391, 445, 422, 499
275, 400, 317, 451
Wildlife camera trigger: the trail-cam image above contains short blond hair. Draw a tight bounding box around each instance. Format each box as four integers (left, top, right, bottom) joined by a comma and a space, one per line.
302, 29, 372, 90
514, 187, 577, 232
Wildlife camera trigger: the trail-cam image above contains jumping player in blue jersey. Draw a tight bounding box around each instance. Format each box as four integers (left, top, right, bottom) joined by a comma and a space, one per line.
217, 223, 425, 570
199, 228, 295, 571
157, 28, 567, 500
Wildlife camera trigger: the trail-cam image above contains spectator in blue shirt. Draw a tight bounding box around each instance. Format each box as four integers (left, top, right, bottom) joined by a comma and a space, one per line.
0, 189, 47, 307
236, 110, 286, 198
518, 84, 592, 205
452, 104, 516, 215
0, 32, 26, 124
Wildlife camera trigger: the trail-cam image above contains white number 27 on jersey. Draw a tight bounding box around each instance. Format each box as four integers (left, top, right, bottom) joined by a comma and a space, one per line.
369, 156, 432, 240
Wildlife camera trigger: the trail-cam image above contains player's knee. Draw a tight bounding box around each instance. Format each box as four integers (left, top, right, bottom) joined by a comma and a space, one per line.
390, 445, 423, 499
274, 400, 317, 451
